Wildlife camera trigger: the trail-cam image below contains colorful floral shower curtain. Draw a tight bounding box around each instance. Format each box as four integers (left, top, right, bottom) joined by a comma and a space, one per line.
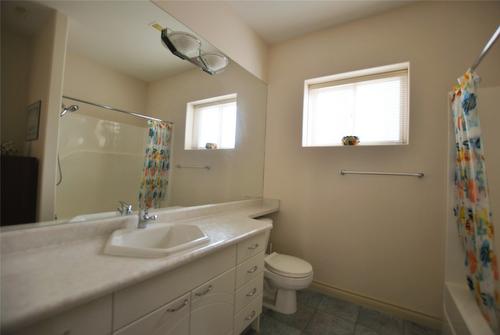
451, 70, 498, 331
138, 120, 172, 209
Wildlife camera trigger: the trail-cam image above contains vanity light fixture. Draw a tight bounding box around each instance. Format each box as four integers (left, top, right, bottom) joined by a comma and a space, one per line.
200, 53, 229, 73
160, 28, 229, 75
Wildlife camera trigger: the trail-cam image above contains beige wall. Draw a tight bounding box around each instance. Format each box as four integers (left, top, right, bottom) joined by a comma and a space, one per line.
263, 1, 500, 320
27, 10, 68, 221
1, 30, 33, 154
63, 51, 149, 126
147, 63, 267, 207
154, 0, 268, 82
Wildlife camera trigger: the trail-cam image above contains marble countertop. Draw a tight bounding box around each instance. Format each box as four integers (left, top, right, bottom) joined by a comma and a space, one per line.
0, 199, 279, 331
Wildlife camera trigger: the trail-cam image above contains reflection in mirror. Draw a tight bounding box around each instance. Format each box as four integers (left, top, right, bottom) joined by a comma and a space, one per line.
1, 1, 267, 228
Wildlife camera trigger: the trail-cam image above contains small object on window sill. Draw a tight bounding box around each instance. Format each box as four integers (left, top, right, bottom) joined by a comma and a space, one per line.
205, 142, 218, 149
342, 136, 360, 146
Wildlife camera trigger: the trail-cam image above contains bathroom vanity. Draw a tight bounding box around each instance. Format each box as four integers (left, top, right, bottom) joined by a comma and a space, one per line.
0, 199, 279, 335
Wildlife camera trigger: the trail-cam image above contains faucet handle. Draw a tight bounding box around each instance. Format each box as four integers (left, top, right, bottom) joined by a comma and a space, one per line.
118, 201, 133, 216
141, 208, 158, 221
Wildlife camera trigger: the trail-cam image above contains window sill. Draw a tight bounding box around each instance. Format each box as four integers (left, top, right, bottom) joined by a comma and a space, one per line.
184, 148, 236, 151
302, 142, 409, 148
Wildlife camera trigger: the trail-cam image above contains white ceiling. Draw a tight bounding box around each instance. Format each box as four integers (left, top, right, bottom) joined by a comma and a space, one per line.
38, 1, 218, 82
226, 0, 414, 44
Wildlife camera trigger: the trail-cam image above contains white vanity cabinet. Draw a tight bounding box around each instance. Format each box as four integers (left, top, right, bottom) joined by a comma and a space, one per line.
232, 232, 267, 335
112, 231, 269, 335
114, 293, 191, 335
8, 231, 270, 335
8, 296, 112, 335
190, 269, 235, 335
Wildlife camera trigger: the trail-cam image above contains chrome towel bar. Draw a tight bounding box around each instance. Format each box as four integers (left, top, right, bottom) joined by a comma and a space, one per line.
340, 169, 424, 178
176, 164, 211, 170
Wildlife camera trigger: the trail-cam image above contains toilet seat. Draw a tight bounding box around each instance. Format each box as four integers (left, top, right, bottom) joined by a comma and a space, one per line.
265, 252, 313, 278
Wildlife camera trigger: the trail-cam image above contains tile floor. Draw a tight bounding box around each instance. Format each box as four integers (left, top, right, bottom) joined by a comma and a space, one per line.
244, 290, 441, 335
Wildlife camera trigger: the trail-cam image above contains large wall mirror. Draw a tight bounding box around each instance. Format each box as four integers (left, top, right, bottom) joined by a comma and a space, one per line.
1, 1, 267, 228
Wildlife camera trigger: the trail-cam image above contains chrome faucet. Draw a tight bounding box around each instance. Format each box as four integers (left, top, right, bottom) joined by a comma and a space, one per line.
117, 201, 133, 216
138, 208, 158, 229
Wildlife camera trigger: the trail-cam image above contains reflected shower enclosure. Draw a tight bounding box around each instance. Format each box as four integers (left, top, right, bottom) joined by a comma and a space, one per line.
56, 104, 149, 220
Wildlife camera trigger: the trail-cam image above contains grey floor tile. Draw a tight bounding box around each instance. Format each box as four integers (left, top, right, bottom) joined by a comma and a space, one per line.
357, 307, 404, 335
264, 303, 315, 331
304, 310, 356, 335
354, 324, 379, 335
259, 314, 302, 335
404, 321, 441, 335
297, 289, 325, 309
317, 295, 360, 323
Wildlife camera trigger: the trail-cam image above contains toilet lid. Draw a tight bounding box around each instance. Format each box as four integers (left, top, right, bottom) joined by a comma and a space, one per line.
265, 252, 313, 278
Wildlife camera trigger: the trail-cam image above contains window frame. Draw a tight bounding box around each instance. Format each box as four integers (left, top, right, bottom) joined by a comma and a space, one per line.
185, 93, 237, 150
302, 62, 410, 147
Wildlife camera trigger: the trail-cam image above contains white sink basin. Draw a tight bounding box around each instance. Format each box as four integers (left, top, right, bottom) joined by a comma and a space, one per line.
104, 224, 209, 258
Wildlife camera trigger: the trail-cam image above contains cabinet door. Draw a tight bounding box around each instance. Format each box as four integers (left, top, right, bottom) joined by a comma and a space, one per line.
114, 293, 190, 335
9, 296, 112, 335
190, 268, 235, 335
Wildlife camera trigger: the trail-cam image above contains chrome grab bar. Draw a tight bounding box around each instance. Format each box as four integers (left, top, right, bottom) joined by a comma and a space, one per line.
176, 164, 211, 170
340, 169, 424, 178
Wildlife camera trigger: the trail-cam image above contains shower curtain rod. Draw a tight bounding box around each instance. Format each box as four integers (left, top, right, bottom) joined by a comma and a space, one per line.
470, 25, 500, 71
62, 95, 173, 124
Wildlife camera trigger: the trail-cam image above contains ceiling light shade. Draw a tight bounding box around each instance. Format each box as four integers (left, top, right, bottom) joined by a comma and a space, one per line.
200, 53, 229, 73
163, 30, 201, 59
161, 28, 229, 75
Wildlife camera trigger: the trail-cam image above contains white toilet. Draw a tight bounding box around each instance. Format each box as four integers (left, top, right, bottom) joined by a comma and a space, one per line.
263, 253, 313, 314
257, 217, 313, 314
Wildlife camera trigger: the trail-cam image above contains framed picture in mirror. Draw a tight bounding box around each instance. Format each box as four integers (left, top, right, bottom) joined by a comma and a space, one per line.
25, 100, 41, 141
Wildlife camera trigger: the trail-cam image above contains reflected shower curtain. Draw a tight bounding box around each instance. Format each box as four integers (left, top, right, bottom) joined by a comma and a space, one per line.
451, 70, 498, 331
138, 120, 172, 209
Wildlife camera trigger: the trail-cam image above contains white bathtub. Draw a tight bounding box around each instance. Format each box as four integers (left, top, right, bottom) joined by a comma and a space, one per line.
443, 282, 495, 335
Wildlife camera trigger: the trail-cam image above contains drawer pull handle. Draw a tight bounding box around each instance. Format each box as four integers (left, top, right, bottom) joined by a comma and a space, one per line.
245, 310, 256, 321
247, 265, 258, 273
167, 299, 189, 312
195, 285, 213, 297
248, 243, 259, 250
246, 288, 257, 297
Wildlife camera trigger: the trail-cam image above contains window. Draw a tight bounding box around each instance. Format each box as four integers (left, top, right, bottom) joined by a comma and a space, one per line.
302, 62, 409, 146
185, 94, 237, 150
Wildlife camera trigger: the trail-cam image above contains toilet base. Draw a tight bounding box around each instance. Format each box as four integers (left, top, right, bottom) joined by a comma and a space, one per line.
263, 288, 297, 314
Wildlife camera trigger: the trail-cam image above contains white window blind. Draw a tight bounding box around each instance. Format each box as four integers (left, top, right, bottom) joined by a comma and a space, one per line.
185, 94, 237, 150
303, 64, 409, 146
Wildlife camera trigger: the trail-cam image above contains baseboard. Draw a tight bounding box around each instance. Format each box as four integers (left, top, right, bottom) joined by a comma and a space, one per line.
310, 280, 443, 330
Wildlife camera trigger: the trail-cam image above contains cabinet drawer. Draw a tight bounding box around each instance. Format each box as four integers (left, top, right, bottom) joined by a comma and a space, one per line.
114, 293, 190, 335
9, 296, 112, 335
113, 245, 236, 330
237, 232, 267, 264
235, 276, 263, 313
236, 251, 264, 288
234, 294, 262, 335
190, 269, 235, 335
